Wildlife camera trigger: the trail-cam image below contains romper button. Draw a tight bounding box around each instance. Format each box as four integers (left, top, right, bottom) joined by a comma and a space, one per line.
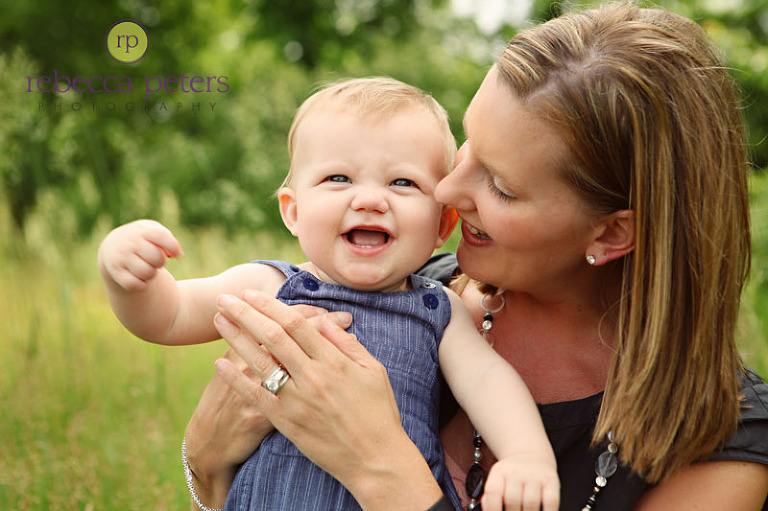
423, 282, 436, 289
289, 265, 300, 272
303, 277, 319, 291
423, 293, 439, 309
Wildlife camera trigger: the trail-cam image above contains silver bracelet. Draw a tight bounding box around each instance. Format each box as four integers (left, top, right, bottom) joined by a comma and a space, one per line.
181, 438, 224, 511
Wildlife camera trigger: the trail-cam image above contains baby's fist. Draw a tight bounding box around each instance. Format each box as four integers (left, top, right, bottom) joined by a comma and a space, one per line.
98, 219, 183, 291
481, 455, 560, 511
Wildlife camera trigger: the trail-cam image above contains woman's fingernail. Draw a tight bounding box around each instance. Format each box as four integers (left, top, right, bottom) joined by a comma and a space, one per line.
217, 294, 237, 306
214, 313, 233, 328
335, 311, 353, 328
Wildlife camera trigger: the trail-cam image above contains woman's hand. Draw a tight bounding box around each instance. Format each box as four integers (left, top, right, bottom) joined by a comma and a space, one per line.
184, 348, 273, 509
212, 290, 445, 510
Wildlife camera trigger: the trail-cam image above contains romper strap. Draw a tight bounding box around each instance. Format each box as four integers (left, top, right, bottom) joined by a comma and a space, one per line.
251, 260, 302, 279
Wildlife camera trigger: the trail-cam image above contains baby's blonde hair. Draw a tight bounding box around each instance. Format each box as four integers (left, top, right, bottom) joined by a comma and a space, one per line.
282, 77, 456, 188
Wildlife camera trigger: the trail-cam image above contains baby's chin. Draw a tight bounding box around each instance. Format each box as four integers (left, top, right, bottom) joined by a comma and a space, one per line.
327, 266, 411, 293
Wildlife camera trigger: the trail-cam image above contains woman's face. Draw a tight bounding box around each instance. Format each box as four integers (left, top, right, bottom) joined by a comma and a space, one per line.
435, 67, 599, 297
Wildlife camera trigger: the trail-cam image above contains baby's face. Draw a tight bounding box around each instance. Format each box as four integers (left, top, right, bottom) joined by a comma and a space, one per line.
280, 109, 454, 292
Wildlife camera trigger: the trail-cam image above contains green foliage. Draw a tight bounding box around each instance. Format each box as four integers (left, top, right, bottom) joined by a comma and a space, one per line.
744, 170, 768, 376
0, 0, 491, 237
3, 0, 767, 236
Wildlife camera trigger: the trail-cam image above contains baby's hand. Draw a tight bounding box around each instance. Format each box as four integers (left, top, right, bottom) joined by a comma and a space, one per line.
481, 455, 560, 511
98, 219, 183, 291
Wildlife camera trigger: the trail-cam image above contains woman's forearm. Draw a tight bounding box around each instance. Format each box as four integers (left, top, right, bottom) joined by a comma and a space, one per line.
341, 429, 445, 510
184, 348, 275, 509
184, 437, 238, 510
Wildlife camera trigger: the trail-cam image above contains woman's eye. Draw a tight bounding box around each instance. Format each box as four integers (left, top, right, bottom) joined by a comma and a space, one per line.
392, 178, 414, 187
328, 175, 351, 183
487, 176, 516, 202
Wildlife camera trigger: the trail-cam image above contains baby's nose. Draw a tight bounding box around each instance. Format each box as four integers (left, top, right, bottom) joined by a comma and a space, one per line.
350, 186, 389, 213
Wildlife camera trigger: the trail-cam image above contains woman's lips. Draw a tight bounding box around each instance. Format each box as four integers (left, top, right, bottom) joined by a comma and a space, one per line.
461, 220, 493, 246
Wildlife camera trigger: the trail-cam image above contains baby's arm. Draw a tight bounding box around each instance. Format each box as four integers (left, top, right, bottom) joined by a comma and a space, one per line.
438, 290, 559, 511
98, 219, 275, 346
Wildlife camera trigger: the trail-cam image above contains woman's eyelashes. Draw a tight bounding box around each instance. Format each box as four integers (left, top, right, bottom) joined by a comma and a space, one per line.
486, 174, 516, 202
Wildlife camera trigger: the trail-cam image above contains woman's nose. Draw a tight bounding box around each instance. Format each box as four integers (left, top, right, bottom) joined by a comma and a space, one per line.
435, 143, 475, 211
350, 186, 389, 213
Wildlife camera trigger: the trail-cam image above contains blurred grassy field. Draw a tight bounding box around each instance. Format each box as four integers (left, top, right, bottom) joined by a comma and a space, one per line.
1, 172, 767, 510
0, 205, 308, 510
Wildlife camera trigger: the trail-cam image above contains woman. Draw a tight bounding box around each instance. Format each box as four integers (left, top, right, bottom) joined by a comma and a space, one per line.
184, 2, 768, 510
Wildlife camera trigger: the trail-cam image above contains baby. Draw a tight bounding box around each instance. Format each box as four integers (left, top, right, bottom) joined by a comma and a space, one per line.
98, 77, 558, 510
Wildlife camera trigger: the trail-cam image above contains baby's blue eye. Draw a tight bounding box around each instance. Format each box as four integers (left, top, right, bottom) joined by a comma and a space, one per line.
392, 178, 414, 187
328, 175, 351, 183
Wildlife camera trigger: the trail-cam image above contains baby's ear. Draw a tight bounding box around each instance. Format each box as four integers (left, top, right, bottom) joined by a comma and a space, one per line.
278, 187, 299, 236
435, 206, 460, 248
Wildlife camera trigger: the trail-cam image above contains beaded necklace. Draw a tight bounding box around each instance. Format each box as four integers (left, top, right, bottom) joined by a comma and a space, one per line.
467, 292, 620, 511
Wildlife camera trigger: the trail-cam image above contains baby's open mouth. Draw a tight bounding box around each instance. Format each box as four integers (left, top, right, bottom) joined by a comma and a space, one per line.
345, 228, 391, 247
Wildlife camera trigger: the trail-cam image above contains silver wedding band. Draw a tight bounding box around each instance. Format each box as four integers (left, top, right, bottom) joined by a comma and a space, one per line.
262, 365, 290, 395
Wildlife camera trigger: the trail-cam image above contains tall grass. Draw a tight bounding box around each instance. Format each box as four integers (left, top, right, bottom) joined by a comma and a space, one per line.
743, 170, 768, 376
0, 200, 305, 510
1, 171, 767, 509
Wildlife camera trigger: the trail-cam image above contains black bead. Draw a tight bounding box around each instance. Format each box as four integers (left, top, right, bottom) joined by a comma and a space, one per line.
465, 463, 487, 499
483, 313, 493, 321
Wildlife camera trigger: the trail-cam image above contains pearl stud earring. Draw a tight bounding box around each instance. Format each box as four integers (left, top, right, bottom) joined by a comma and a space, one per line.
586, 255, 596, 265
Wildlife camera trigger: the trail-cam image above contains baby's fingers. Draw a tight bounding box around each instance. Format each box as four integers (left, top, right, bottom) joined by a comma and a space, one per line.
139, 220, 184, 260
521, 483, 546, 511
482, 459, 560, 511
109, 253, 161, 291
125, 251, 165, 282
482, 479, 542, 511
541, 481, 559, 511
481, 472, 519, 511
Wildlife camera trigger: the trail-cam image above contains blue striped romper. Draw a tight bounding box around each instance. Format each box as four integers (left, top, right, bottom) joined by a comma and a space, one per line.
225, 260, 461, 510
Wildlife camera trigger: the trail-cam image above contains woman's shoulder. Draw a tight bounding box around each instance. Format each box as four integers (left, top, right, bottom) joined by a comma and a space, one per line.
740, 368, 768, 415
711, 368, 768, 464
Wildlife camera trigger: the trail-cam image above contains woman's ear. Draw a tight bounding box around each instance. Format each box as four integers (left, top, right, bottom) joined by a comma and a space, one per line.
434, 206, 460, 248
586, 209, 635, 265
277, 187, 299, 236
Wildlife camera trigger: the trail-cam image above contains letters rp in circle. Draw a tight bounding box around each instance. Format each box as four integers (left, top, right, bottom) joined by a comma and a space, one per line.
106, 20, 149, 64
116, 33, 139, 54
